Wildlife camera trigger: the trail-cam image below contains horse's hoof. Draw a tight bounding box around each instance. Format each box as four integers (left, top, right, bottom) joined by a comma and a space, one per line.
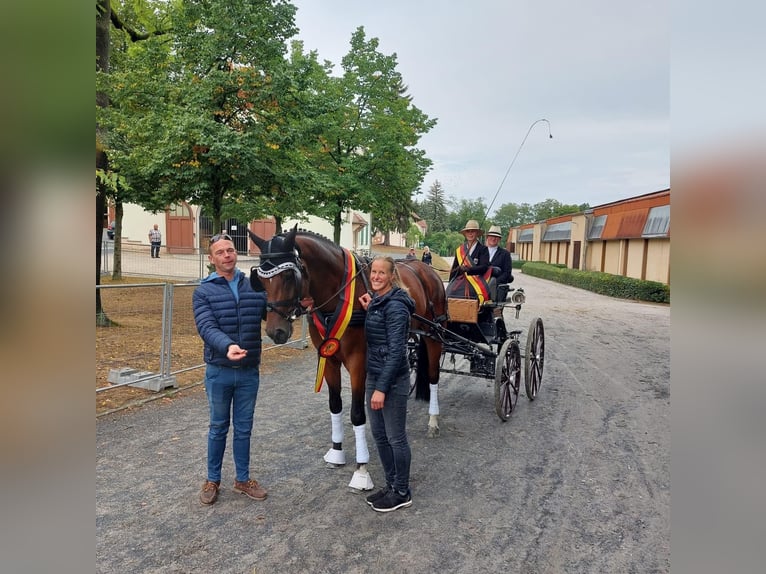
323, 448, 346, 466
428, 426, 440, 438
348, 470, 374, 491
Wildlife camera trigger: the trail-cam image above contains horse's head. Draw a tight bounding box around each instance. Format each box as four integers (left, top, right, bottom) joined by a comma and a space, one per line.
248, 224, 305, 344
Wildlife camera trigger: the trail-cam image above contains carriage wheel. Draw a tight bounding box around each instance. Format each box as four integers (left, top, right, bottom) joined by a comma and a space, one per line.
524, 317, 545, 400
494, 339, 521, 421
407, 334, 419, 396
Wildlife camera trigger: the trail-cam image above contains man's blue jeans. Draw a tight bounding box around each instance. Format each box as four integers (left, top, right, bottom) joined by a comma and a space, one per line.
366, 373, 411, 494
204, 364, 260, 483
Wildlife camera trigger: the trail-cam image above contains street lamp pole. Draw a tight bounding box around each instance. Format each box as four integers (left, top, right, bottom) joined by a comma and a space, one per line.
482, 118, 553, 226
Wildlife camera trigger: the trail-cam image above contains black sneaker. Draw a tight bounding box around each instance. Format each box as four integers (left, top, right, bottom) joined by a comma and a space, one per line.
371, 489, 412, 513
365, 485, 391, 507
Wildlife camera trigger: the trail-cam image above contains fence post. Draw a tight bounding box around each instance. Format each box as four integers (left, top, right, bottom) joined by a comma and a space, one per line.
287, 314, 310, 349
101, 240, 111, 275
159, 283, 177, 387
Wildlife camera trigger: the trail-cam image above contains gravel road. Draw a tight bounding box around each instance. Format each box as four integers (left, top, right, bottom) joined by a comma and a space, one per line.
97, 270, 670, 573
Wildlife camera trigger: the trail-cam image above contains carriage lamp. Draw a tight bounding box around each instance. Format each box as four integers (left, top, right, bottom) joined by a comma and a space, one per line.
510, 288, 526, 305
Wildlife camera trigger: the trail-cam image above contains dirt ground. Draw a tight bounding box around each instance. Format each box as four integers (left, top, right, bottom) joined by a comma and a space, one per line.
97, 270, 670, 573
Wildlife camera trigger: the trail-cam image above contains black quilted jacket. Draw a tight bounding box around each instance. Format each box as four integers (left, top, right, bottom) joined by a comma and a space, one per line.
193, 269, 266, 368
364, 286, 415, 393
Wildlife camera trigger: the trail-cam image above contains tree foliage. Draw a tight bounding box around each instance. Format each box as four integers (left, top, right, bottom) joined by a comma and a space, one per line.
99, 8, 436, 247
490, 198, 590, 232
297, 27, 436, 242
446, 197, 489, 231
417, 179, 449, 232
99, 0, 299, 235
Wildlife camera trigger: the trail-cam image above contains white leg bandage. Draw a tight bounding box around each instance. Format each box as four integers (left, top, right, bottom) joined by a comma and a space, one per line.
353, 424, 370, 464
429, 383, 440, 416
330, 411, 344, 444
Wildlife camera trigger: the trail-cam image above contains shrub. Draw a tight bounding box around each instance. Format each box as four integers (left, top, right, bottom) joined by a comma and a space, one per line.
521, 262, 669, 303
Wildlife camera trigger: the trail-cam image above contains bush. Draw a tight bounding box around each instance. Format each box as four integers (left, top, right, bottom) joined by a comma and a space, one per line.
521, 262, 669, 303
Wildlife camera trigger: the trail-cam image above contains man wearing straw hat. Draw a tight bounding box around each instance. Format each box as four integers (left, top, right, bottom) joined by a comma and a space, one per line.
448, 219, 490, 281
485, 225, 513, 303
447, 220, 492, 305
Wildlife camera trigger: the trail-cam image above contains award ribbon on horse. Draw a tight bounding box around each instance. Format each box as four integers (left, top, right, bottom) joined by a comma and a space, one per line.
311, 248, 357, 392
455, 243, 491, 304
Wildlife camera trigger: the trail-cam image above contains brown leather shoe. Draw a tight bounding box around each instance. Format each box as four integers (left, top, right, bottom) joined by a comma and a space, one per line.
199, 480, 220, 505
233, 479, 267, 501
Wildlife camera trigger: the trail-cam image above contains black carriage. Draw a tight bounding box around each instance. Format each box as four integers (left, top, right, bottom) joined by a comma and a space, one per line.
408, 285, 545, 421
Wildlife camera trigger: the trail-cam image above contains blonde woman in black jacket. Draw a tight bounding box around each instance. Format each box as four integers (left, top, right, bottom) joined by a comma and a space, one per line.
358, 256, 415, 513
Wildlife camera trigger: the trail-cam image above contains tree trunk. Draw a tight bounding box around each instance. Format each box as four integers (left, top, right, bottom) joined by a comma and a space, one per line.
111, 200, 123, 280
96, 0, 112, 326
333, 207, 342, 244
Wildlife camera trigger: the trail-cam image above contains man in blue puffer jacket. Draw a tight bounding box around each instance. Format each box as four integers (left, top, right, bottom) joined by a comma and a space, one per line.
193, 233, 267, 505
358, 256, 416, 513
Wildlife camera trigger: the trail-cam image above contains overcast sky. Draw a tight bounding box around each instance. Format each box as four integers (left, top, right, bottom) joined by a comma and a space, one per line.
290, 0, 669, 212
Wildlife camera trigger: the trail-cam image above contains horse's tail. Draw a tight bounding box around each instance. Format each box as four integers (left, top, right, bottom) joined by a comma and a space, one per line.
414, 336, 431, 401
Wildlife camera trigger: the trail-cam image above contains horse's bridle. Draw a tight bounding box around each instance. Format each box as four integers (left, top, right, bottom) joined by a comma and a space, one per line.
251, 241, 308, 322
252, 241, 370, 324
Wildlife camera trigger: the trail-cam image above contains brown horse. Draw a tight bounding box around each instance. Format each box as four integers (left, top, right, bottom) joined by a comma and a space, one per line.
248, 225, 446, 491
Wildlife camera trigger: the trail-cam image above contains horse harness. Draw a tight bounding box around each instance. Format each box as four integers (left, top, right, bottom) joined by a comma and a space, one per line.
251, 239, 371, 328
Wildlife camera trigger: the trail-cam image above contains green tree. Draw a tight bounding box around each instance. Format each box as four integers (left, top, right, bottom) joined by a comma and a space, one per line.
531, 199, 589, 221
446, 197, 488, 232
492, 201, 535, 229
99, 0, 170, 281
96, 0, 112, 325
302, 27, 436, 243
418, 179, 449, 233
97, 0, 169, 322
101, 0, 299, 238
424, 230, 464, 258
405, 223, 423, 248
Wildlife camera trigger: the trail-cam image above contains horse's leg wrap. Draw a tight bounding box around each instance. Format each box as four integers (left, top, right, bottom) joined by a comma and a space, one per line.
330, 411, 343, 444
428, 383, 440, 438
352, 424, 370, 463
428, 383, 440, 416
323, 411, 346, 465
348, 425, 374, 491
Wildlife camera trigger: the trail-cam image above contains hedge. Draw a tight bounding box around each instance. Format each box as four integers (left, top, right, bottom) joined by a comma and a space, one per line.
517, 261, 670, 304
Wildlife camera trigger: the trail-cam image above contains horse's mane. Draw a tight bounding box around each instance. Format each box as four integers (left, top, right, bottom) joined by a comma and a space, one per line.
276, 227, 344, 255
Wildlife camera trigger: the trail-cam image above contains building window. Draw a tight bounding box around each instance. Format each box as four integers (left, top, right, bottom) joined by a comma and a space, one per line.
588, 215, 607, 240
642, 205, 670, 237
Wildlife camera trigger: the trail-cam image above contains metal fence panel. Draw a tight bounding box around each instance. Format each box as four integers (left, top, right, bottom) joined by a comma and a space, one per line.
97, 283, 309, 399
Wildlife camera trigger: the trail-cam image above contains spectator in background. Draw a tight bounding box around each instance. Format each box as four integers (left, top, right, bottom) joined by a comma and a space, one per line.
405, 247, 417, 260
148, 224, 162, 258
421, 246, 432, 266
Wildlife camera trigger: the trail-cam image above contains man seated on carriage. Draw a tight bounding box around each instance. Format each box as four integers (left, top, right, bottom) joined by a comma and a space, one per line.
447, 219, 495, 306
485, 225, 513, 301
